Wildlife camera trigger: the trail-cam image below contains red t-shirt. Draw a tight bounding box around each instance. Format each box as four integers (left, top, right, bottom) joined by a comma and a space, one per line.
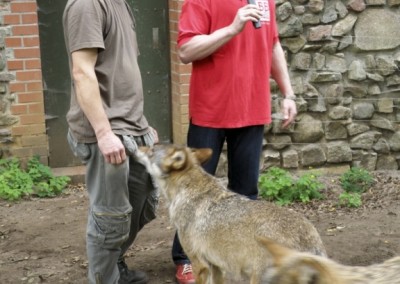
178, 0, 279, 128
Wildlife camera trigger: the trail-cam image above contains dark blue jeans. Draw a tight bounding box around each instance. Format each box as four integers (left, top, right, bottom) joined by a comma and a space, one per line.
172, 122, 264, 264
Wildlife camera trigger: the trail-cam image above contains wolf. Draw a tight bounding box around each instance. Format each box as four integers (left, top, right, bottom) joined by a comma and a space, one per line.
258, 236, 400, 284
134, 144, 327, 284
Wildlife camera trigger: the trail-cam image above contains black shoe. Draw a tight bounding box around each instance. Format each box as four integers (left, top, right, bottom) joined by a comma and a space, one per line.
118, 260, 149, 284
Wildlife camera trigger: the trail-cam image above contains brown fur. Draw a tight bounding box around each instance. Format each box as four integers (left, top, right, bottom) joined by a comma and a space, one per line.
135, 144, 327, 284
259, 236, 400, 284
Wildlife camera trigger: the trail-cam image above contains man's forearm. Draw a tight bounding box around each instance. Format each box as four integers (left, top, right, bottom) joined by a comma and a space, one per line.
178, 26, 236, 64
74, 75, 112, 138
71, 49, 112, 139
271, 42, 294, 98
178, 4, 263, 64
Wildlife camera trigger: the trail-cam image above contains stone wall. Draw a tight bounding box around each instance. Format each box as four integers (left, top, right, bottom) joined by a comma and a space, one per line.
0, 0, 399, 172
0, 0, 16, 159
261, 0, 400, 172
0, 0, 47, 165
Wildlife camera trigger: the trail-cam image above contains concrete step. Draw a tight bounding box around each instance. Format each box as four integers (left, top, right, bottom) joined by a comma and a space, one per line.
52, 165, 86, 184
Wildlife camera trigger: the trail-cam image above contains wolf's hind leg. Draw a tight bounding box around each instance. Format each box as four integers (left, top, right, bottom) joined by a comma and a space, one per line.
190, 255, 210, 284
250, 273, 262, 284
196, 266, 210, 284
210, 264, 224, 284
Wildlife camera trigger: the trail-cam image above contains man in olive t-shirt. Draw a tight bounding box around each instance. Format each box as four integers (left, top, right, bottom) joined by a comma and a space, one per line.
63, 0, 158, 283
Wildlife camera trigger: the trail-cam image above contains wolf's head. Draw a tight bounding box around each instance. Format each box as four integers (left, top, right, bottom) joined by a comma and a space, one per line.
134, 144, 212, 178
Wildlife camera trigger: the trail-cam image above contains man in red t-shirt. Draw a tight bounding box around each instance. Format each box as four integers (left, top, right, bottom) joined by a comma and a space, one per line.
172, 0, 297, 283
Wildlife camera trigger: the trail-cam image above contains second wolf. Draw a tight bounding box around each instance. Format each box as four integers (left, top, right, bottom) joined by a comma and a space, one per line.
135, 144, 326, 284
259, 236, 400, 284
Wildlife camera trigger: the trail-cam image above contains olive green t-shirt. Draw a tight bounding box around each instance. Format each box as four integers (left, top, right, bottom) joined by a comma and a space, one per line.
63, 0, 149, 143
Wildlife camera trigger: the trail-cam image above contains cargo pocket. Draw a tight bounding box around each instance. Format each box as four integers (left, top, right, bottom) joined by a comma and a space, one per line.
90, 210, 131, 249
67, 130, 91, 163
140, 185, 159, 228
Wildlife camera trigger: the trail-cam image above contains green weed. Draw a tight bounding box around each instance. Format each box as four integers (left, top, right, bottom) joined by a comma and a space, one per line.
338, 167, 374, 208
339, 192, 362, 208
340, 167, 374, 194
259, 167, 324, 206
0, 156, 70, 201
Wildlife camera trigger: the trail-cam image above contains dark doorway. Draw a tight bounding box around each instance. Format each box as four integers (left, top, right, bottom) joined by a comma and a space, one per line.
37, 0, 172, 167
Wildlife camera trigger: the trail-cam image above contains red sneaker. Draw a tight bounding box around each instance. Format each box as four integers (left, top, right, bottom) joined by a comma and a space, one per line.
175, 263, 196, 284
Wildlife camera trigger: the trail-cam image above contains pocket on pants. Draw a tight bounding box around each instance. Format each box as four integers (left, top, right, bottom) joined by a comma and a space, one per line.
67, 130, 91, 163
91, 211, 131, 249
140, 188, 159, 227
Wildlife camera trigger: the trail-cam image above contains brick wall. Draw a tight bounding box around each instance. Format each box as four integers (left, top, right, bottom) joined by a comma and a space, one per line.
0, 0, 47, 165
168, 0, 190, 145
1, 0, 187, 166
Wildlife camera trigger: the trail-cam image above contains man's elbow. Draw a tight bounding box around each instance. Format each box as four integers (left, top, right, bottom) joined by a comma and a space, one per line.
178, 46, 192, 64
71, 66, 87, 83
71, 65, 95, 84
178, 52, 191, 64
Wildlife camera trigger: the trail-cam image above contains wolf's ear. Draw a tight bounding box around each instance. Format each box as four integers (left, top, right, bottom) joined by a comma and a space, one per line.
257, 236, 337, 284
167, 149, 187, 171
272, 256, 336, 284
138, 146, 150, 153
134, 146, 151, 161
192, 148, 213, 165
256, 236, 293, 267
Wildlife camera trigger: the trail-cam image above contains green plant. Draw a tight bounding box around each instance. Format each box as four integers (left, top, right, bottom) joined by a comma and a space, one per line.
294, 172, 324, 203
340, 167, 374, 194
259, 167, 324, 205
259, 167, 294, 205
339, 192, 362, 208
27, 156, 71, 198
0, 158, 33, 200
337, 167, 374, 208
0, 156, 70, 200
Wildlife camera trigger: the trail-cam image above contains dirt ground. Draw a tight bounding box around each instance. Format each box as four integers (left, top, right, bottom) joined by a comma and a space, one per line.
0, 171, 399, 284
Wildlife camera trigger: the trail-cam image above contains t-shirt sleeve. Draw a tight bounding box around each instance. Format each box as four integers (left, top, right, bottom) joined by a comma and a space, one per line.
64, 0, 105, 53
177, 0, 210, 47
270, 1, 279, 44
